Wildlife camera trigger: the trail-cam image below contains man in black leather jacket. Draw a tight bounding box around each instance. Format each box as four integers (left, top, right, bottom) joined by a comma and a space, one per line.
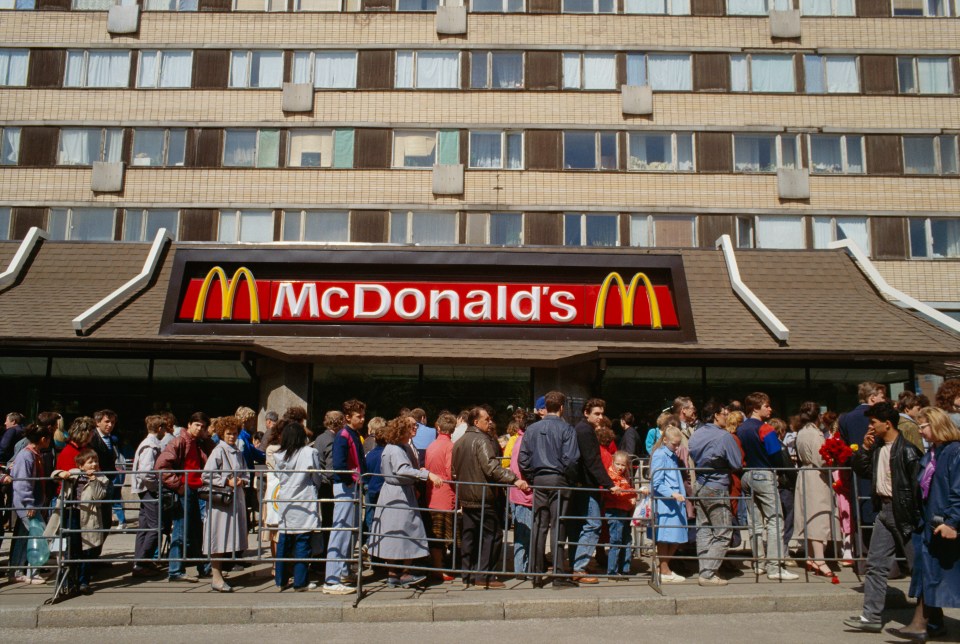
843, 401, 922, 633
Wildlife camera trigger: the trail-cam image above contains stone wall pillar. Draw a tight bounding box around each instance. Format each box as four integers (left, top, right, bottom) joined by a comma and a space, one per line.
257, 358, 310, 431
532, 361, 599, 423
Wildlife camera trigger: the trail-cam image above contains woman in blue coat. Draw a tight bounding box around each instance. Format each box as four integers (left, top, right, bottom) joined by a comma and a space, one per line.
651, 425, 687, 583
893, 408, 960, 641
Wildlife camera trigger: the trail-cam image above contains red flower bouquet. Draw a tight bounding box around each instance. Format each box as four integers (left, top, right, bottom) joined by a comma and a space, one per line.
819, 435, 853, 467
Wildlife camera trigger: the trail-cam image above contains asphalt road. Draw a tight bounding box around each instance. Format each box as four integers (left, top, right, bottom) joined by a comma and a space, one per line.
5, 609, 944, 644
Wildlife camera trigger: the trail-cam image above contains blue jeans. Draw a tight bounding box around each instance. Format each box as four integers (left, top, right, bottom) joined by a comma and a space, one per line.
168, 487, 210, 578
324, 482, 358, 584
605, 509, 632, 575
572, 492, 603, 572
512, 503, 532, 574
276, 532, 312, 589
742, 470, 785, 575
111, 475, 126, 524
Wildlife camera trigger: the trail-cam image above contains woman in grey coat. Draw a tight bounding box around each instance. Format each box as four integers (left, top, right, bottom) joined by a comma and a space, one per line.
274, 422, 324, 591
368, 416, 442, 588
793, 402, 838, 583
202, 416, 249, 592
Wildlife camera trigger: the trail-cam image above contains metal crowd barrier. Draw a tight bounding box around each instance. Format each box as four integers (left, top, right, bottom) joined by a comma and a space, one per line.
0, 473, 59, 583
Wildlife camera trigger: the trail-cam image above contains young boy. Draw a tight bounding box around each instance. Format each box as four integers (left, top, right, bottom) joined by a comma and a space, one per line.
55, 448, 109, 595
424, 412, 457, 581
604, 450, 638, 578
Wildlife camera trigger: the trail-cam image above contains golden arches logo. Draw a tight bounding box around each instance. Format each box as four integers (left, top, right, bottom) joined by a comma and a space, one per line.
192, 266, 261, 323
593, 272, 662, 330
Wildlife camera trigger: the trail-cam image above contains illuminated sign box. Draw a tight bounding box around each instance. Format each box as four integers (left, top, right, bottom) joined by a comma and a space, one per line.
161, 249, 696, 342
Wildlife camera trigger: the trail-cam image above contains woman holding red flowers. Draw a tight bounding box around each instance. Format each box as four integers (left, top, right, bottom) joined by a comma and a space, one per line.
794, 401, 839, 582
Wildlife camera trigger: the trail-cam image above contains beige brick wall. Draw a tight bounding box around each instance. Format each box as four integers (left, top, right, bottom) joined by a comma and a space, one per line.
3, 89, 959, 130
1, 13, 958, 50
876, 260, 960, 303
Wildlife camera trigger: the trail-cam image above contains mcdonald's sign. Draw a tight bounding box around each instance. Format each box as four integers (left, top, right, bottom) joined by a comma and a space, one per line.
163, 249, 695, 342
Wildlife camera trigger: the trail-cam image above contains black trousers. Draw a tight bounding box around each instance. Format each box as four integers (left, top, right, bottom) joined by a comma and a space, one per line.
134, 491, 159, 563
461, 504, 503, 584
530, 473, 571, 575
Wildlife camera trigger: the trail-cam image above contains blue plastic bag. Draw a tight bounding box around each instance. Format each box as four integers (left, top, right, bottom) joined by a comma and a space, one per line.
25, 515, 50, 567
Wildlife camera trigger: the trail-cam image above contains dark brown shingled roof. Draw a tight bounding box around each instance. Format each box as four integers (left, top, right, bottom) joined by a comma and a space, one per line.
0, 241, 957, 366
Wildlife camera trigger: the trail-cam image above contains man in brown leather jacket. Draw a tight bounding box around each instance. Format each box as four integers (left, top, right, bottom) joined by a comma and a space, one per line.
452, 406, 529, 589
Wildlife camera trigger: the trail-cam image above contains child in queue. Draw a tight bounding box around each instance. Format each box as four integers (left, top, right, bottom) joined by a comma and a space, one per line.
54, 448, 109, 595
605, 450, 641, 578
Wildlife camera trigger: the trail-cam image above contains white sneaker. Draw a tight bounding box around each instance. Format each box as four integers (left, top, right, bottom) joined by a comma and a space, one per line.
660, 571, 686, 583
321, 582, 356, 595
767, 568, 799, 581
307, 582, 319, 590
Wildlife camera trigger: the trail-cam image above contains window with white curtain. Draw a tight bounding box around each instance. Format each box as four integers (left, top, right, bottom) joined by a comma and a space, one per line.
72, 0, 113, 8
48, 208, 116, 241
808, 134, 864, 174
903, 135, 959, 175
562, 0, 613, 10
563, 131, 618, 170
812, 216, 869, 253
287, 129, 355, 168
470, 0, 523, 11
800, 0, 854, 14
229, 51, 283, 88
0, 127, 20, 165
296, 0, 357, 10
143, 0, 198, 9
752, 216, 806, 249
292, 51, 357, 88
563, 53, 617, 90
893, 0, 956, 15
564, 213, 618, 247
731, 54, 796, 93
132, 128, 187, 166
469, 131, 523, 169
398, 0, 437, 8
233, 0, 286, 10
0, 0, 37, 9
627, 132, 694, 171
727, 0, 773, 14
898, 57, 954, 94
803, 55, 859, 93
733, 134, 800, 173
218, 210, 274, 242
390, 211, 458, 244
393, 130, 459, 168
0, 50, 29, 87
282, 210, 350, 242
910, 218, 960, 258
395, 51, 460, 89
0, 208, 10, 241
137, 50, 193, 88
58, 128, 123, 166
624, 0, 690, 14
626, 53, 692, 91
470, 51, 523, 89
223, 129, 280, 168
64, 50, 131, 88
123, 209, 179, 241
465, 212, 523, 245
629, 214, 696, 247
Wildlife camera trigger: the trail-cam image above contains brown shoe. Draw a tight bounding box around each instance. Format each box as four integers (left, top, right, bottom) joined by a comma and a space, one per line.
484, 580, 506, 589
573, 572, 599, 584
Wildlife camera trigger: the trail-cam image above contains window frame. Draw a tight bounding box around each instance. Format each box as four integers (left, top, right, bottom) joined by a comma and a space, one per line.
48, 207, 117, 241
562, 130, 619, 171
737, 215, 807, 249
0, 49, 29, 87
468, 130, 524, 170
897, 56, 955, 95
902, 134, 959, 176
142, 0, 199, 10
469, 50, 524, 90
469, 0, 523, 10
625, 52, 693, 91
292, 50, 359, 89
64, 49, 131, 89
0, 126, 20, 166
232, 0, 287, 11
281, 209, 351, 242
798, 0, 854, 15
0, 0, 37, 10
811, 216, 871, 253
623, 0, 691, 15
395, 50, 461, 90
217, 209, 275, 243
627, 131, 695, 172
909, 217, 960, 259
131, 128, 187, 167
803, 54, 860, 94
732, 133, 801, 174
392, 129, 459, 169
561, 0, 615, 12
0, 207, 10, 241
807, 133, 865, 175
562, 52, 618, 91
563, 212, 620, 247
136, 50, 194, 89
730, 53, 797, 94
629, 214, 698, 248
223, 129, 280, 168
228, 50, 284, 89
122, 208, 180, 242
389, 210, 460, 245
57, 127, 124, 166
892, 0, 957, 16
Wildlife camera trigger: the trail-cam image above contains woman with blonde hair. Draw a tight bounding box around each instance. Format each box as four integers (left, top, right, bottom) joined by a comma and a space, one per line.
650, 425, 687, 583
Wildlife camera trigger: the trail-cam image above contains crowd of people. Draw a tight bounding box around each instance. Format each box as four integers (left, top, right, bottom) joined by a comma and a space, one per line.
0, 379, 957, 640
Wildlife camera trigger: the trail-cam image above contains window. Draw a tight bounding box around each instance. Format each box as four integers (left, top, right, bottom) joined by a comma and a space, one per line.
229, 51, 283, 89
627, 132, 694, 171
223, 129, 280, 168
624, 0, 690, 14
738, 216, 805, 249
562, 53, 617, 90
0, 0, 37, 9
630, 215, 696, 247
903, 135, 958, 175
295, 0, 359, 9
808, 134, 864, 174
48, 208, 116, 241
123, 209, 179, 241
137, 50, 192, 88
292, 51, 358, 88
0, 127, 20, 165
58, 128, 123, 166
282, 210, 350, 242
0, 208, 9, 240
803, 55, 859, 94
390, 211, 458, 245
72, 0, 112, 9
898, 57, 954, 94
132, 128, 186, 167
564, 213, 618, 247
218, 210, 274, 242
143, 0, 198, 9
395, 51, 460, 89
470, 0, 523, 10
731, 54, 796, 93
0, 50, 28, 87
470, 51, 523, 89
64, 50, 130, 88
393, 130, 459, 168
469, 131, 522, 169
910, 218, 960, 258
800, 0, 854, 14
733, 134, 800, 173
562, 0, 614, 12
287, 129, 355, 168
563, 131, 618, 170
626, 54, 692, 91
233, 0, 286, 9
812, 216, 869, 252
398, 0, 437, 9
893, 0, 956, 16
466, 212, 523, 245
727, 0, 789, 13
